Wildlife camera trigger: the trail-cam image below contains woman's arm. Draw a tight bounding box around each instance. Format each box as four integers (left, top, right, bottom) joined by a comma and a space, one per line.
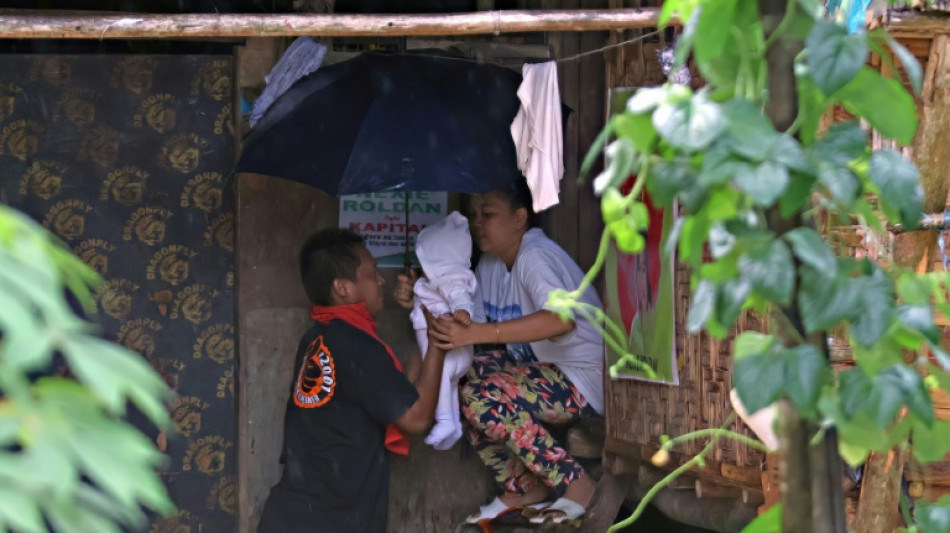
428, 310, 575, 351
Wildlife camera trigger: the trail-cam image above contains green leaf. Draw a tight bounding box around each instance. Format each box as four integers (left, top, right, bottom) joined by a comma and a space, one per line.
734, 346, 785, 413
770, 135, 812, 174
627, 86, 668, 115
850, 269, 896, 348
649, 158, 696, 205
883, 364, 935, 427
932, 345, 950, 374
868, 149, 924, 228
721, 98, 777, 161
701, 141, 754, 186
839, 368, 874, 419
708, 222, 736, 259
817, 162, 861, 206
741, 503, 781, 533
739, 239, 795, 305
807, 21, 869, 96
784, 228, 837, 275
653, 92, 727, 153
716, 278, 752, 328
0, 484, 46, 533
782, 344, 827, 412
912, 419, 950, 463
779, 172, 816, 218
799, 267, 861, 332
915, 499, 950, 533
840, 67, 919, 145
898, 273, 932, 305
885, 32, 924, 95
734, 332, 775, 360
735, 160, 789, 207
614, 112, 658, 153
593, 138, 638, 196
898, 305, 941, 344
809, 120, 868, 166
679, 214, 711, 267
688, 279, 716, 333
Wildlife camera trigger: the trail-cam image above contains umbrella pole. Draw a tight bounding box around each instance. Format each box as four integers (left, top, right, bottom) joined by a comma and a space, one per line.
404, 192, 412, 275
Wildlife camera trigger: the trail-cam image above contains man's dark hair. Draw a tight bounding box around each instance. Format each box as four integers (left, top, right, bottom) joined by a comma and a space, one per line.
492, 178, 540, 229
299, 228, 365, 306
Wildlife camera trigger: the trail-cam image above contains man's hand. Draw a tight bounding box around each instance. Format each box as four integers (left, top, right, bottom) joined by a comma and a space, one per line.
394, 270, 418, 310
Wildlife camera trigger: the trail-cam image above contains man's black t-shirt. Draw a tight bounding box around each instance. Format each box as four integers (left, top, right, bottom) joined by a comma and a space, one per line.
258, 319, 419, 533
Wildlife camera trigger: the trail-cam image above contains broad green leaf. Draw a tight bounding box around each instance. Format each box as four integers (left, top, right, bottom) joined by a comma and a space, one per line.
614, 112, 658, 153
648, 158, 696, 205
716, 278, 752, 328
735, 160, 789, 207
915, 499, 950, 533
609, 218, 647, 254
807, 21, 869, 96
838, 440, 871, 468
912, 419, 950, 463
850, 269, 896, 348
0, 485, 46, 533
817, 162, 861, 206
708, 222, 736, 259
679, 214, 711, 266
932, 345, 950, 374
868, 149, 924, 228
593, 138, 637, 195
701, 141, 754, 186
734, 332, 774, 360
839, 367, 874, 419
688, 279, 716, 333
884, 32, 924, 95
653, 92, 726, 153
779, 172, 816, 218
741, 503, 781, 533
739, 239, 795, 305
782, 344, 827, 412
883, 364, 935, 427
694, 0, 738, 67
700, 254, 740, 282
898, 273, 932, 305
798, 267, 861, 332
809, 121, 868, 166
734, 346, 785, 413
627, 86, 668, 115
721, 98, 777, 161
770, 135, 812, 174
784, 228, 837, 275
898, 305, 941, 344
840, 67, 919, 145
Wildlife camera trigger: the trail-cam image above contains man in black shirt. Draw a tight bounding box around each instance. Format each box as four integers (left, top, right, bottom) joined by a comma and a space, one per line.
258, 229, 445, 533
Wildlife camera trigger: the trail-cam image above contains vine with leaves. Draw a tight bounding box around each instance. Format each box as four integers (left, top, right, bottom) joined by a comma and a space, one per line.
547, 0, 950, 530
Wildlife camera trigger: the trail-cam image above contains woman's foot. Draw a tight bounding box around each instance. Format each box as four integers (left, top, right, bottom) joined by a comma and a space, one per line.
532, 474, 595, 522
498, 478, 550, 508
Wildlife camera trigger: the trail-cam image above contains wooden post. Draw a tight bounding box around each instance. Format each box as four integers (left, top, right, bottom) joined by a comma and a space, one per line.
759, 0, 848, 531
0, 8, 671, 39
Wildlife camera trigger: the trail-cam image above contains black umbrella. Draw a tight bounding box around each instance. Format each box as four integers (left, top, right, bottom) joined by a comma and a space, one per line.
237, 50, 526, 196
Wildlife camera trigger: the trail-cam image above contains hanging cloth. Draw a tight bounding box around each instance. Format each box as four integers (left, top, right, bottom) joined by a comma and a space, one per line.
510, 61, 564, 213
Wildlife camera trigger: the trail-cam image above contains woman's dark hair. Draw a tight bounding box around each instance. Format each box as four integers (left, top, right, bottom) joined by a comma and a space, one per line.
492, 178, 540, 229
299, 228, 365, 306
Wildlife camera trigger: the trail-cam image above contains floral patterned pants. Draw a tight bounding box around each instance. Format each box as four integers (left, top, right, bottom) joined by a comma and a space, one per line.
460, 350, 599, 498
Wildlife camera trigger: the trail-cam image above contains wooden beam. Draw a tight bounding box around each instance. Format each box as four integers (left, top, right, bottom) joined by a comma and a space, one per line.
0, 8, 669, 40
887, 10, 950, 39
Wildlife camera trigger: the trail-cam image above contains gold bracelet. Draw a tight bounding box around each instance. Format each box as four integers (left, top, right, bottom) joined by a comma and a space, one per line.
495, 323, 500, 344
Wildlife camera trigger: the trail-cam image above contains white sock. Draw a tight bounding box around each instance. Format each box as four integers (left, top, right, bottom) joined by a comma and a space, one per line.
425, 414, 463, 450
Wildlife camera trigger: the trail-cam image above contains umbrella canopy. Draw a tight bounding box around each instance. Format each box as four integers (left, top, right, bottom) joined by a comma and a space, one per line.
237, 50, 526, 196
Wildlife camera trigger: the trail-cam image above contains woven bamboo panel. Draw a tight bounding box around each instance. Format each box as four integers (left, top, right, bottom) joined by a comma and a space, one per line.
605, 262, 767, 473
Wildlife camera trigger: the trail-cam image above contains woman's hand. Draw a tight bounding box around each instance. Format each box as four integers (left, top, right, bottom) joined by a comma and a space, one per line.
427, 312, 482, 351
394, 270, 418, 310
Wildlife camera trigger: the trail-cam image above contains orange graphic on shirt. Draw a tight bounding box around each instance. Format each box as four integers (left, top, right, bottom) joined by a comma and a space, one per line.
293, 336, 336, 408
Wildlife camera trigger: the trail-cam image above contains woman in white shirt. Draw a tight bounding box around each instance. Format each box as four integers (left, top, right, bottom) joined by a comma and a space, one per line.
395, 179, 604, 524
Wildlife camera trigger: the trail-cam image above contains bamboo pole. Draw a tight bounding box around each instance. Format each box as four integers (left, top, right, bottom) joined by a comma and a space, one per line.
0, 8, 669, 40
